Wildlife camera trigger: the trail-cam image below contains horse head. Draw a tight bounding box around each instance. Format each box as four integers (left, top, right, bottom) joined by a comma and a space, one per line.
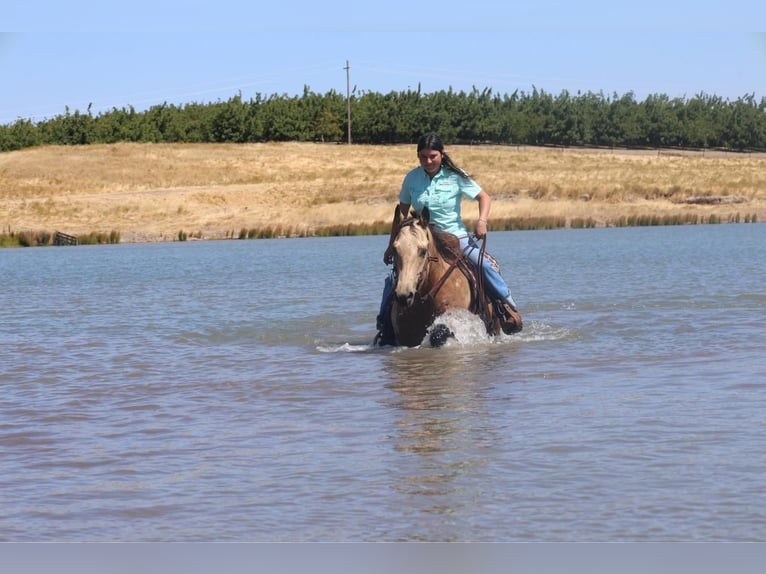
392, 208, 432, 307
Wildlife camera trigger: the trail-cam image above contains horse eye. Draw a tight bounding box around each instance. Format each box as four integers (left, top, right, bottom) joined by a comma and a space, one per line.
418, 247, 428, 257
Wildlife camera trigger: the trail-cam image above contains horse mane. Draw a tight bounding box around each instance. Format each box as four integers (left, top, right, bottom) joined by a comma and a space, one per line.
399, 210, 460, 263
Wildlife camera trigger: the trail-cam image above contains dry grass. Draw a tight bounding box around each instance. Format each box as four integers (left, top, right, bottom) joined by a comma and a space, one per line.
1, 142, 764, 242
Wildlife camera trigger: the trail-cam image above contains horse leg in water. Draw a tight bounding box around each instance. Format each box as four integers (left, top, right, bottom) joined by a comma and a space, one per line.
390, 296, 435, 347
429, 323, 454, 347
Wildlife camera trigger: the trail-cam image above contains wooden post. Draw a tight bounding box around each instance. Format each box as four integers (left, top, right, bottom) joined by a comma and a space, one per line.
345, 60, 351, 144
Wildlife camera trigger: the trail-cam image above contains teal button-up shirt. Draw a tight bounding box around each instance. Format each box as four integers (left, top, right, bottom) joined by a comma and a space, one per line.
399, 166, 482, 237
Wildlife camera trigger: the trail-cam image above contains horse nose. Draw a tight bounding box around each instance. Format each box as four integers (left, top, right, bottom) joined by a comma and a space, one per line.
396, 292, 415, 307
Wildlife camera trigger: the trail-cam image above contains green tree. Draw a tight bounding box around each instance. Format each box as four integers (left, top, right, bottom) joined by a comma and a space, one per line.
211, 95, 248, 142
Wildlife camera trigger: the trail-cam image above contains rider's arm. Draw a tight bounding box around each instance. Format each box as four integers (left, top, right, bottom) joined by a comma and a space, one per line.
474, 191, 491, 238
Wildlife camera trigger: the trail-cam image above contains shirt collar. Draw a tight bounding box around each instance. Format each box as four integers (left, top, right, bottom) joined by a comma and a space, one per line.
422, 166, 444, 180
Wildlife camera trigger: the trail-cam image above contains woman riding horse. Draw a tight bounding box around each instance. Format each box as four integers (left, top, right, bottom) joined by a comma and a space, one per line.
375, 133, 522, 346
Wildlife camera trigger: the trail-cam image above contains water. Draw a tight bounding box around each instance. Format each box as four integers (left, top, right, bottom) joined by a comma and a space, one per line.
1, 224, 765, 541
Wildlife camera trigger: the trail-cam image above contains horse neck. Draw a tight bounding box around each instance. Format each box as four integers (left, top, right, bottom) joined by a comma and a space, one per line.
422, 231, 451, 291
426, 235, 445, 277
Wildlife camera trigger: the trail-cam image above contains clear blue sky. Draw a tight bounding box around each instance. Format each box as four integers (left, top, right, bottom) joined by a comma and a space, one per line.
3, 1, 766, 125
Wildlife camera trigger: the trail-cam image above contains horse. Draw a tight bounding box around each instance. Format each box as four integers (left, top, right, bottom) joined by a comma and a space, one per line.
385, 207, 504, 347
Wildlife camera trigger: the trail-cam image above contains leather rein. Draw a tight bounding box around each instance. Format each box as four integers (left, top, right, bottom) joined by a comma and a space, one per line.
399, 218, 488, 304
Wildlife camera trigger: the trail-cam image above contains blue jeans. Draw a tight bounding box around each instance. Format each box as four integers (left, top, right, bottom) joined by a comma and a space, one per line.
377, 272, 396, 330
377, 236, 517, 330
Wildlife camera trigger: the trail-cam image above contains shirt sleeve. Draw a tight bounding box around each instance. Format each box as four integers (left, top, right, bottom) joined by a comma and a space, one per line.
398, 169, 416, 204
460, 176, 482, 200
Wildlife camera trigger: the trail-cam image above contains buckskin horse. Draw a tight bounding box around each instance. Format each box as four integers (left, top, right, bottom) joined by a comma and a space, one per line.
381, 207, 507, 347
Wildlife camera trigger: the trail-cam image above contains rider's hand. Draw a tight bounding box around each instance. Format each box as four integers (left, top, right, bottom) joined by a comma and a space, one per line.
475, 219, 488, 239
383, 245, 395, 265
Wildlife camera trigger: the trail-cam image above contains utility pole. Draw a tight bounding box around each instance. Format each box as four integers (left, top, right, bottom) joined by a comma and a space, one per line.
345, 60, 351, 144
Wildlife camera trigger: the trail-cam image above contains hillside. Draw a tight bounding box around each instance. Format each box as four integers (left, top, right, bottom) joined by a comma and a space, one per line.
1, 142, 764, 243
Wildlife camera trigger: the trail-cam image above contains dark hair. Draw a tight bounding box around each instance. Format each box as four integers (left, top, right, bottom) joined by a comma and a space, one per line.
417, 132, 471, 179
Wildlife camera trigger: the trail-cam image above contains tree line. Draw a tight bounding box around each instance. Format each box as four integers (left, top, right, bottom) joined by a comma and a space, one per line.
2, 86, 765, 152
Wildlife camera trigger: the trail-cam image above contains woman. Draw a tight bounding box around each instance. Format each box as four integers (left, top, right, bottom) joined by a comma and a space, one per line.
376, 132, 522, 343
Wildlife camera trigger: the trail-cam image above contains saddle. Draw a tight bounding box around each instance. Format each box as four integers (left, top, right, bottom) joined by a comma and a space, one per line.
429, 226, 495, 327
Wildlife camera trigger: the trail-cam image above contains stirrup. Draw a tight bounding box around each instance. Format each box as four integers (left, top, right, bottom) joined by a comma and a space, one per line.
495, 300, 523, 334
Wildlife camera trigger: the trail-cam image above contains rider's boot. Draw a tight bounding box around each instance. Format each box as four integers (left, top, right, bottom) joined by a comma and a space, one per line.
495, 299, 523, 334
374, 310, 396, 346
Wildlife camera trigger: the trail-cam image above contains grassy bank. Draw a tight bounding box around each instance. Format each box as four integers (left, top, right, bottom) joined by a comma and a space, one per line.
1, 142, 764, 245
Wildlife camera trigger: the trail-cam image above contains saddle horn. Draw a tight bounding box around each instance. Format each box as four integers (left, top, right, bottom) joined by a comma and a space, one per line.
418, 207, 431, 227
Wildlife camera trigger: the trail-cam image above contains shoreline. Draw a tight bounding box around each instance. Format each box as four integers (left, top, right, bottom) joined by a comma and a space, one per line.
4, 199, 761, 247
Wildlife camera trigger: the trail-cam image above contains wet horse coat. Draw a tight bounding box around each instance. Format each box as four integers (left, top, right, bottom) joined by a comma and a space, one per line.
388, 208, 501, 347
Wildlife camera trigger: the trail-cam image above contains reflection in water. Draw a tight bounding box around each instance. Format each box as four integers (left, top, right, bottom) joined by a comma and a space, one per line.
386, 350, 481, 454
382, 345, 510, 522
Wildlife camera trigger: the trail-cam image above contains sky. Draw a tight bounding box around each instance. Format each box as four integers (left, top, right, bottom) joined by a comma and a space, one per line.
2, 1, 766, 125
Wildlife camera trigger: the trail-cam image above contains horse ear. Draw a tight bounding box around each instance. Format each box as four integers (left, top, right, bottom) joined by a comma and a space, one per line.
393, 205, 401, 227
420, 207, 431, 226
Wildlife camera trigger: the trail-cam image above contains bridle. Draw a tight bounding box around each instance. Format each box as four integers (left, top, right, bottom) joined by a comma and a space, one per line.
394, 218, 486, 302
392, 218, 433, 298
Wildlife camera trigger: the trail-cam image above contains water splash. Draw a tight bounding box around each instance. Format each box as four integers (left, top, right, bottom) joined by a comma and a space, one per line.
315, 308, 576, 352
424, 308, 493, 347
315, 342, 375, 353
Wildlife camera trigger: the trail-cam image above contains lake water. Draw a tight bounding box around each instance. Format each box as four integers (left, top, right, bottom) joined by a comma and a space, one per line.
1, 223, 765, 542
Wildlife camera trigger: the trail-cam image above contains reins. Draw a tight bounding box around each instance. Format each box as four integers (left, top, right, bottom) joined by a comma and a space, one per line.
474, 234, 487, 305
392, 213, 491, 322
